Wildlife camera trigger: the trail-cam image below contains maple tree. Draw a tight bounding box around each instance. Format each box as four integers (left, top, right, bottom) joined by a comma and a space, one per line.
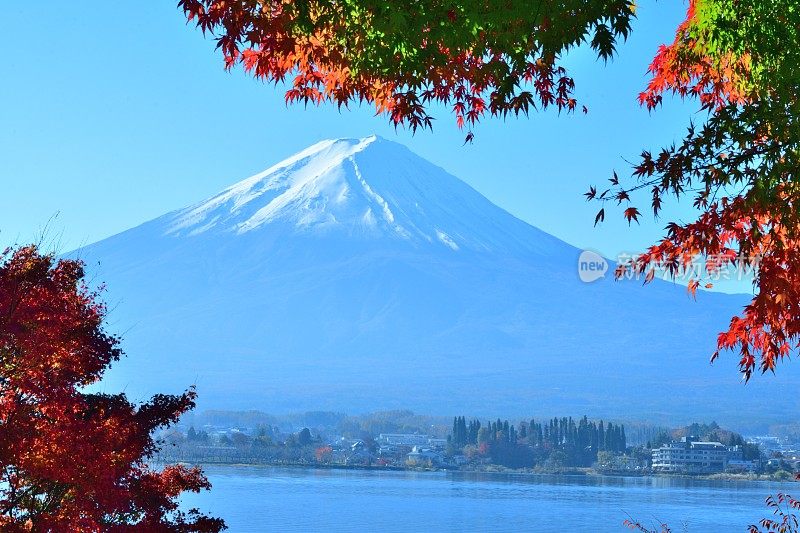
179, 0, 635, 138
587, 0, 800, 381
749, 493, 800, 533
604, 2, 800, 527
0, 246, 225, 531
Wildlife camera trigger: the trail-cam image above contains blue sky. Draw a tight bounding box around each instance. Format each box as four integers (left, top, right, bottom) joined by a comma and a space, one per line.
0, 2, 752, 293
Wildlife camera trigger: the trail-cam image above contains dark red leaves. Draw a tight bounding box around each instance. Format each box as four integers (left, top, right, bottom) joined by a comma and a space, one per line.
594, 208, 605, 226
623, 207, 641, 225
0, 246, 224, 532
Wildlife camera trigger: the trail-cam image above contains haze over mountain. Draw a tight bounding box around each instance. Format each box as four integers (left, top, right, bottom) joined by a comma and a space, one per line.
77, 136, 798, 427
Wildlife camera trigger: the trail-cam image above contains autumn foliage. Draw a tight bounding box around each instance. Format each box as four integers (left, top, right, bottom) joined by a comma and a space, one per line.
0, 246, 224, 531
314, 446, 333, 463
750, 493, 800, 533
586, 0, 800, 380
179, 0, 635, 137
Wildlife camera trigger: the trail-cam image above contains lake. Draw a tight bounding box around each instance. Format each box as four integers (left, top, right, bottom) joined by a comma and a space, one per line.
181, 466, 792, 532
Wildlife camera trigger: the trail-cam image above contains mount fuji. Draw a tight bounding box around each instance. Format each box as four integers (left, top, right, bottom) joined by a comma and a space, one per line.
76, 136, 798, 426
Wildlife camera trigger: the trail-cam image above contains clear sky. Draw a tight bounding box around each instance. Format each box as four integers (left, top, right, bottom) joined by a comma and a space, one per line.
0, 1, 751, 293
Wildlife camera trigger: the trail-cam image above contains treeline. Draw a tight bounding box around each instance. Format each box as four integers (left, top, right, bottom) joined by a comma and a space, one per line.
183, 409, 450, 440
449, 415, 627, 469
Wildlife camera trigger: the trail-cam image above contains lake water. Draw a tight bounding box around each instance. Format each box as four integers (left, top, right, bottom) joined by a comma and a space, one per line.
181, 466, 793, 532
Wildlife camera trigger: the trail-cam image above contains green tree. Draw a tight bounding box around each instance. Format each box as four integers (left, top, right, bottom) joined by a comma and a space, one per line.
477, 427, 490, 446
596, 451, 614, 470
298, 428, 313, 447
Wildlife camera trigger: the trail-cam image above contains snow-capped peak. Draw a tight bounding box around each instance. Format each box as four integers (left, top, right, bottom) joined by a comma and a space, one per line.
161, 135, 563, 256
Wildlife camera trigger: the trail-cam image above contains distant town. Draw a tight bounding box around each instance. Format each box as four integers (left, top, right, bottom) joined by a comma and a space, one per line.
153, 410, 800, 480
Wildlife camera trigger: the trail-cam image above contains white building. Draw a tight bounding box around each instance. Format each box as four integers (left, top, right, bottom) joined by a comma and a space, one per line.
652, 437, 736, 474
378, 433, 429, 446
427, 438, 448, 449
727, 459, 759, 473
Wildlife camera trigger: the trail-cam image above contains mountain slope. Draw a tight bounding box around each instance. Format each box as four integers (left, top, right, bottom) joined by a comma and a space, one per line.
77, 136, 799, 426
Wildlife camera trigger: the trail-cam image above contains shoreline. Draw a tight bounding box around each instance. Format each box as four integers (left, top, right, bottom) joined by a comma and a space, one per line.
159, 460, 786, 483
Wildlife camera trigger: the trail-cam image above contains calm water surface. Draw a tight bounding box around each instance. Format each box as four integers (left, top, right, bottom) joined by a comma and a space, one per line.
181, 466, 792, 532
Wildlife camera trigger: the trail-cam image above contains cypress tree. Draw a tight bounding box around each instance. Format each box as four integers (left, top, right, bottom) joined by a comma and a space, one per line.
598, 421, 606, 451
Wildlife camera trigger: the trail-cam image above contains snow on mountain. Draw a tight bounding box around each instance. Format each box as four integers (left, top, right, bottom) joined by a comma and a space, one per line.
76, 136, 799, 426
162, 135, 567, 257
